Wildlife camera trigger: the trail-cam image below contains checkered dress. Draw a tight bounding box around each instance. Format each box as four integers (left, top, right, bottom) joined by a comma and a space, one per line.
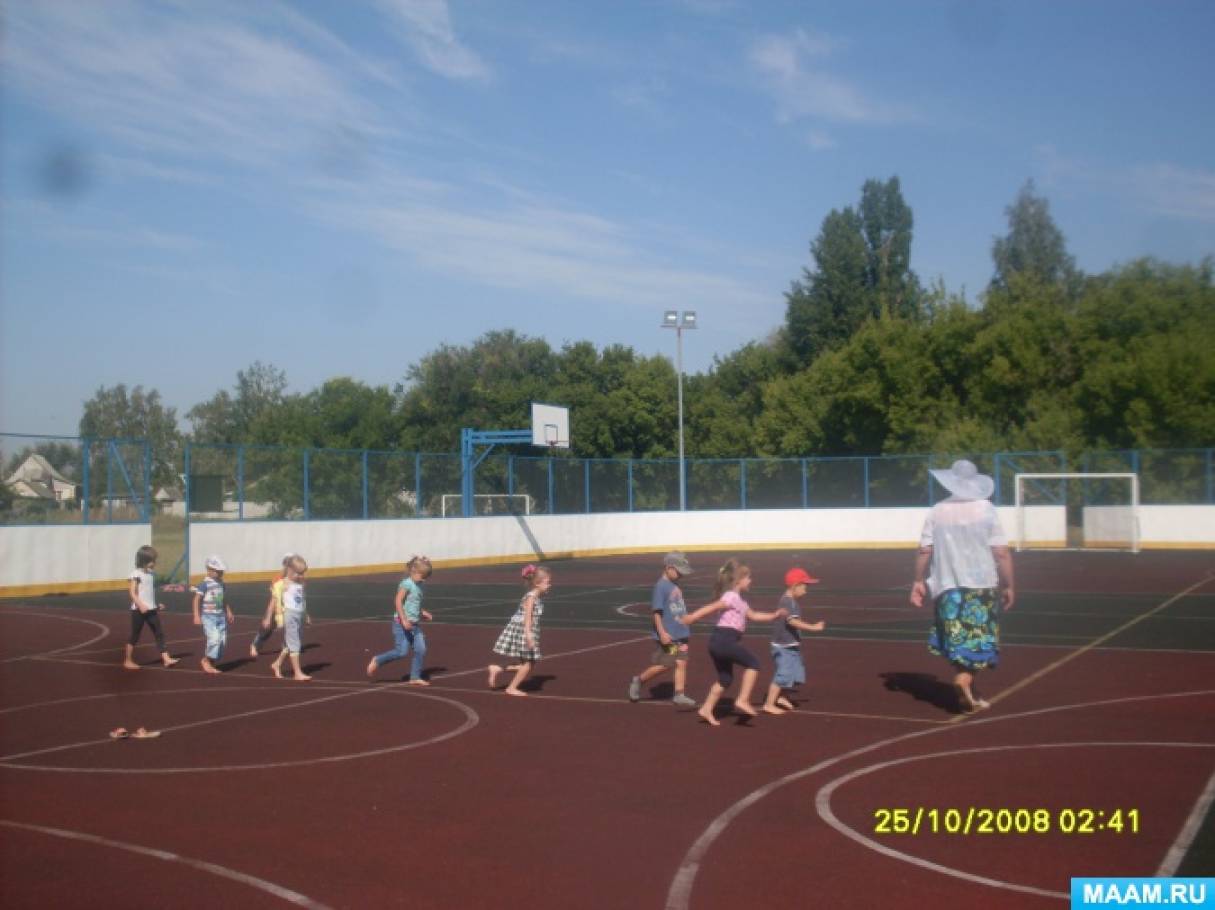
492, 594, 544, 660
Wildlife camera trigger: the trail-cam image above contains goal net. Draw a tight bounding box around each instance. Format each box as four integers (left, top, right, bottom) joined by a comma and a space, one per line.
440, 493, 533, 518
1013, 473, 1139, 553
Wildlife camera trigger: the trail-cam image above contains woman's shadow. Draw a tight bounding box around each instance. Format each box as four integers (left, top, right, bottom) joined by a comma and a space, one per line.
880, 671, 965, 714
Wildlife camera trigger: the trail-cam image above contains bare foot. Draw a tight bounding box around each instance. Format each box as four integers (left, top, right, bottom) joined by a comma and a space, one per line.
293, 674, 312, 681
249, 645, 259, 659
697, 707, 720, 726
162, 657, 180, 667
201, 661, 221, 675
271, 664, 284, 679
366, 658, 378, 678
761, 705, 786, 715
487, 664, 502, 689
776, 696, 795, 710
407, 679, 430, 687
503, 687, 528, 697
734, 702, 758, 717
123, 661, 140, 671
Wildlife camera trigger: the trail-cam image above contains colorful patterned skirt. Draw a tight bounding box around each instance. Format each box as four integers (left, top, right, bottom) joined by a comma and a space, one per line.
928, 587, 1000, 671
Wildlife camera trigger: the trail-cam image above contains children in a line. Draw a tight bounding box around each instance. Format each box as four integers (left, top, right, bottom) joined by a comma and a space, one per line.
628, 551, 697, 708
123, 545, 180, 670
680, 559, 787, 726
367, 555, 433, 685
192, 555, 235, 674
762, 568, 826, 715
270, 555, 312, 681
251, 552, 294, 658
488, 564, 550, 696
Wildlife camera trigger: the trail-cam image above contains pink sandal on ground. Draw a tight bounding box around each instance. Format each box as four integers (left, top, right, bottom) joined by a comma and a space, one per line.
131, 728, 161, 739
109, 728, 130, 740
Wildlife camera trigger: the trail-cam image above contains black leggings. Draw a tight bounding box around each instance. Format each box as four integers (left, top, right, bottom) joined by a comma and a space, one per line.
707, 628, 760, 687
129, 610, 168, 651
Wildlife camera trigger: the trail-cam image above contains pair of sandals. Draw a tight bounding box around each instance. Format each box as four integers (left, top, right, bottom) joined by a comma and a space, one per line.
109, 727, 160, 740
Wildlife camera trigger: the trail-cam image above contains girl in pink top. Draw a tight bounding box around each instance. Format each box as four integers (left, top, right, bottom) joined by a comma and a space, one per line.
681, 559, 787, 726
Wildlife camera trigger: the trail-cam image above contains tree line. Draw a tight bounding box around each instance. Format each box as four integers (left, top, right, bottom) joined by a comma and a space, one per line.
12, 179, 1215, 492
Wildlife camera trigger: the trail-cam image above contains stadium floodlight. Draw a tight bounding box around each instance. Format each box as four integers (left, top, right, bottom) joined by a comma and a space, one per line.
661, 309, 697, 511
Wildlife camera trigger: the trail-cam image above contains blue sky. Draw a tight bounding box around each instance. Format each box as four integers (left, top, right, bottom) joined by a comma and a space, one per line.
3, 0, 1213, 438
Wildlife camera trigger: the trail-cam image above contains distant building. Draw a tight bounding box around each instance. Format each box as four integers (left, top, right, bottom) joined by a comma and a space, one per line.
4, 454, 78, 503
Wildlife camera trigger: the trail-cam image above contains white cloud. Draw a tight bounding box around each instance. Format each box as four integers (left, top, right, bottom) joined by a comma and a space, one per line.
748, 28, 910, 125
375, 0, 491, 81
2, 1, 392, 174
1037, 145, 1215, 223
805, 130, 837, 151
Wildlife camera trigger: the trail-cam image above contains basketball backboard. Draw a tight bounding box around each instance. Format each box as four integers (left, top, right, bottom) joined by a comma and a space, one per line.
531, 402, 569, 449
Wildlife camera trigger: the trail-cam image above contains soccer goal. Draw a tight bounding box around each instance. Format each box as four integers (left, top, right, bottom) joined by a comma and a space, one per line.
440, 493, 533, 518
1014, 473, 1139, 553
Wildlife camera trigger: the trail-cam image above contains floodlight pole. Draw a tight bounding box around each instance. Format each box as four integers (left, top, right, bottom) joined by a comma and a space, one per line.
662, 310, 697, 511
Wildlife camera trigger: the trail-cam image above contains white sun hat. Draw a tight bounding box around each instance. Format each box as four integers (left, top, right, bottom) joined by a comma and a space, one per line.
204, 555, 227, 572
930, 459, 995, 501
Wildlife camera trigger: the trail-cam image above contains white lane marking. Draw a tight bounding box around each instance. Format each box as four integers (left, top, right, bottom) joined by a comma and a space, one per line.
664, 689, 1215, 910
816, 741, 1215, 900
1157, 763, 1215, 877
0, 612, 111, 662
0, 819, 332, 908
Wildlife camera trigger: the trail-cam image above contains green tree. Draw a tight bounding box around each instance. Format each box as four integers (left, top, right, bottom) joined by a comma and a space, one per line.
784, 177, 921, 362
991, 179, 1079, 292
186, 362, 288, 443
78, 384, 181, 489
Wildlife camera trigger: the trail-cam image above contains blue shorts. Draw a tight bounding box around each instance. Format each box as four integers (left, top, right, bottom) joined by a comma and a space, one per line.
770, 645, 806, 688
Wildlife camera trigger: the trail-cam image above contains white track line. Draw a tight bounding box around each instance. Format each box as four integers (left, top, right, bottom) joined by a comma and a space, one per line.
968, 573, 1214, 722
0, 687, 479, 773
0, 612, 112, 663
816, 741, 1215, 901
1157, 764, 1215, 877
664, 689, 1215, 910
0, 820, 331, 908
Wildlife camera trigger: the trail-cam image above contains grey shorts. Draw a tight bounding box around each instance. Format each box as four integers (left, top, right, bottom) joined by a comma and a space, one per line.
283, 611, 305, 655
651, 640, 690, 669
771, 645, 806, 688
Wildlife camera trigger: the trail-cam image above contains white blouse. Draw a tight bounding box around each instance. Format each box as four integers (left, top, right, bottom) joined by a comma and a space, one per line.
919, 498, 1007, 598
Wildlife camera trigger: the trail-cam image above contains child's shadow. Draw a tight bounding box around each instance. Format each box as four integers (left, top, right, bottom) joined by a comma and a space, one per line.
217, 657, 255, 673
519, 674, 555, 693
880, 671, 963, 714
647, 681, 674, 701
302, 662, 331, 675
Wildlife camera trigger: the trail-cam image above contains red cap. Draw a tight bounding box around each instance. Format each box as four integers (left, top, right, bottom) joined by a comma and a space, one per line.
785, 568, 819, 587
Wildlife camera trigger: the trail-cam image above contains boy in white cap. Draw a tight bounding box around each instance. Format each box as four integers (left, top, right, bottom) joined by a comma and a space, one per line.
762, 567, 826, 714
192, 555, 234, 674
628, 552, 697, 708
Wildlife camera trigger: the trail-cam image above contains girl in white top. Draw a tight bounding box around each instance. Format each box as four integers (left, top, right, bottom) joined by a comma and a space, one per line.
270, 555, 312, 681
123, 545, 180, 670
910, 460, 1015, 712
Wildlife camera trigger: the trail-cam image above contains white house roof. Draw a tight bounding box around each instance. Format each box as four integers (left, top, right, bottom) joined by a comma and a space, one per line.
5, 453, 74, 488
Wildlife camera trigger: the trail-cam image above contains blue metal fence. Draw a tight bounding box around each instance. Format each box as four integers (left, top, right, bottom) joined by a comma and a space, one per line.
180, 443, 1214, 521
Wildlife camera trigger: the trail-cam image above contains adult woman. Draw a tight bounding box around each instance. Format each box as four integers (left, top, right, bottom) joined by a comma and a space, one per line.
910, 459, 1015, 711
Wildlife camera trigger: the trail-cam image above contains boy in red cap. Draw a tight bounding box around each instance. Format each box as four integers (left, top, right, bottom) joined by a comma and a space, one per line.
762, 567, 826, 715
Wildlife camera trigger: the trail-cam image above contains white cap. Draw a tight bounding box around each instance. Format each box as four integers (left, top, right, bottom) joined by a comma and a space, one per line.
205, 555, 227, 572
282, 552, 296, 564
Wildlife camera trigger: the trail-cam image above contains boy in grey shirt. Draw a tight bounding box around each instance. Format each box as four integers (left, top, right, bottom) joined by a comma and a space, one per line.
763, 567, 825, 714
628, 552, 697, 708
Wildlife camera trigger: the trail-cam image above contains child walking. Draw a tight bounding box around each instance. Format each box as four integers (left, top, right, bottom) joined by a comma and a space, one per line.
250, 552, 294, 658
192, 555, 235, 674
270, 555, 312, 681
680, 559, 786, 726
123, 545, 180, 670
367, 556, 433, 685
627, 551, 697, 708
488, 564, 550, 697
762, 568, 826, 715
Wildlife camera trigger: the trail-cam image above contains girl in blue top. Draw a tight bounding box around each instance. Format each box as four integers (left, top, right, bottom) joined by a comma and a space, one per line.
367, 556, 433, 685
